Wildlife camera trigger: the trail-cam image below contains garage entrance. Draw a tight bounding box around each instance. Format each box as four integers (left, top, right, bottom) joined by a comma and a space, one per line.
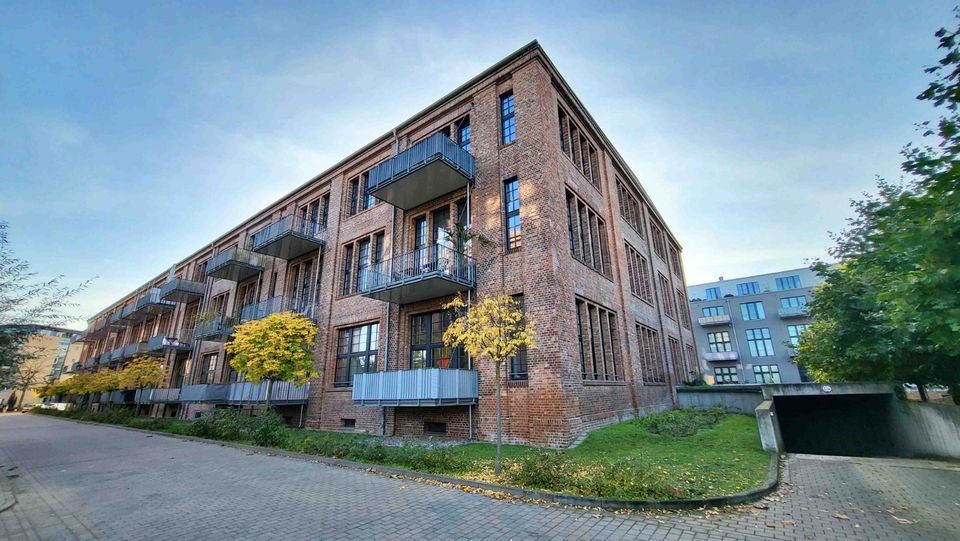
774, 393, 898, 457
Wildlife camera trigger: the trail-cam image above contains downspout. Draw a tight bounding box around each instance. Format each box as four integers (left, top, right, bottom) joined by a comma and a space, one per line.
381, 129, 400, 436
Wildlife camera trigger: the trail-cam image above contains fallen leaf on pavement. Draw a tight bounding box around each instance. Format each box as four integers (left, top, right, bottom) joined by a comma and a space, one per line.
834, 513, 849, 520
783, 519, 796, 526
753, 503, 769, 510
893, 516, 914, 525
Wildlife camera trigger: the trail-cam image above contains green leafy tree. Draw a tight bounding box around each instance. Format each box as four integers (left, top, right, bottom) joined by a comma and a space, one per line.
118, 356, 167, 391
442, 294, 536, 476
797, 14, 960, 402
224, 312, 319, 410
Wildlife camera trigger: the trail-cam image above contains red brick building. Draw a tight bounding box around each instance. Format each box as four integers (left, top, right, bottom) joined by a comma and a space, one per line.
72, 41, 698, 447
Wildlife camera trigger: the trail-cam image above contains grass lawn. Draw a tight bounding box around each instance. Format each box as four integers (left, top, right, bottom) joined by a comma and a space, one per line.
33, 406, 769, 501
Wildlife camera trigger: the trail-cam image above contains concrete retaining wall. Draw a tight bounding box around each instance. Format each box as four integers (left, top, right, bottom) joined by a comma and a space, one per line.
677, 386, 764, 414
890, 400, 960, 460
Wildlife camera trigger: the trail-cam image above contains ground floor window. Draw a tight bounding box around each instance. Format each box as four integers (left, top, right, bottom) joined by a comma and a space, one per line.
575, 297, 621, 381
508, 294, 528, 380
753, 364, 782, 384
714, 366, 738, 384
410, 311, 466, 369
199, 353, 218, 384
334, 323, 379, 387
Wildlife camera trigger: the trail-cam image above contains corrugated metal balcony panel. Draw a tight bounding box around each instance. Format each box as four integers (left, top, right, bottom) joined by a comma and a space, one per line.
98, 353, 111, 365
134, 388, 154, 404
180, 383, 229, 403
159, 277, 206, 303
194, 316, 235, 342
98, 392, 110, 403
151, 388, 181, 403
226, 381, 309, 404
697, 314, 731, 327
360, 245, 475, 305
367, 132, 475, 211
352, 368, 478, 406
122, 341, 148, 359
205, 247, 266, 282
703, 351, 739, 362
250, 215, 326, 260
778, 306, 809, 319
109, 348, 123, 362
84, 356, 98, 369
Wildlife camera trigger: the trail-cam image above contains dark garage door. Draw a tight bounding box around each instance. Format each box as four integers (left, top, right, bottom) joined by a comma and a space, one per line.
774, 394, 899, 457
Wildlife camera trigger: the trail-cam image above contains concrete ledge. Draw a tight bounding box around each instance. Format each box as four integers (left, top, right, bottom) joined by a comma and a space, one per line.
37, 414, 780, 511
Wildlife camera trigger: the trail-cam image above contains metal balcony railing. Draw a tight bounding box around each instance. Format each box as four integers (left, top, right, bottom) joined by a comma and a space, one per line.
194, 316, 235, 342
122, 341, 148, 359
778, 305, 809, 319
134, 287, 175, 314
367, 132, 475, 211
239, 296, 316, 323
249, 214, 326, 260
697, 314, 731, 326
98, 352, 111, 365
180, 384, 229, 403
225, 381, 310, 404
110, 348, 123, 362
205, 247, 266, 282
146, 334, 192, 354
703, 351, 739, 362
359, 245, 475, 304
159, 277, 206, 303
353, 368, 478, 406
84, 355, 98, 369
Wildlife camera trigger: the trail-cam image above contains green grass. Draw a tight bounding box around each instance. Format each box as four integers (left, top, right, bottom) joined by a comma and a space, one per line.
32, 406, 769, 501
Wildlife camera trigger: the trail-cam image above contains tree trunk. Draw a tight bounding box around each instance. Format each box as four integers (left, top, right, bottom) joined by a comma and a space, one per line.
265, 379, 274, 412
16, 385, 28, 409
495, 361, 502, 477
917, 383, 928, 402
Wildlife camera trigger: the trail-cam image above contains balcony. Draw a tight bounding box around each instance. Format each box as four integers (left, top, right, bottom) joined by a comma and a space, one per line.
367, 132, 475, 211
97, 352, 111, 365
250, 215, 326, 260
159, 277, 206, 303
110, 348, 123, 363
360, 245, 475, 304
226, 381, 310, 404
240, 296, 315, 323
353, 368, 478, 407
121, 341, 148, 359
150, 388, 182, 403
778, 306, 809, 319
205, 247, 266, 282
697, 314, 731, 327
146, 334, 192, 354
194, 316, 235, 342
180, 383, 229, 403
704, 351, 739, 362
84, 355, 98, 369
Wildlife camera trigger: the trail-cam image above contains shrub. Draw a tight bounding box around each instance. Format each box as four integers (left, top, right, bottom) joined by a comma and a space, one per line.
250, 411, 288, 447
638, 407, 726, 437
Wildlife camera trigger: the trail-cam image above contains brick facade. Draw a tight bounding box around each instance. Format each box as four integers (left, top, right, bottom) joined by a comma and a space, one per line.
75, 41, 697, 447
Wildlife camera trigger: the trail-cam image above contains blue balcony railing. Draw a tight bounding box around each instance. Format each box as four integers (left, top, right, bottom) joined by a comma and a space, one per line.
205, 247, 266, 282
159, 277, 206, 303
225, 381, 310, 404
353, 368, 478, 406
239, 296, 315, 323
249, 214, 326, 260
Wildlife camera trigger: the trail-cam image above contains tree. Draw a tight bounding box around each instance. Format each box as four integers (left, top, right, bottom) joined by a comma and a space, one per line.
796, 13, 960, 403
442, 294, 536, 476
0, 221, 90, 386
7, 352, 51, 409
89, 370, 120, 401
224, 312, 319, 410
118, 356, 166, 391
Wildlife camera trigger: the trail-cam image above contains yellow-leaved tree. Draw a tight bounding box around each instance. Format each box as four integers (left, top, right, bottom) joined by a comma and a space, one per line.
91, 370, 120, 399
442, 294, 536, 476
225, 312, 319, 410
118, 356, 167, 391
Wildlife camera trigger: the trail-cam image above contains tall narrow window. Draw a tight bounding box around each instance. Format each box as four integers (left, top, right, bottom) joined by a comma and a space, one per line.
508, 294, 527, 380
503, 178, 521, 250
355, 238, 370, 292
500, 91, 516, 144
341, 245, 354, 295
348, 178, 359, 216
320, 193, 330, 228
413, 216, 427, 268
360, 172, 376, 211
457, 117, 471, 153
199, 353, 218, 384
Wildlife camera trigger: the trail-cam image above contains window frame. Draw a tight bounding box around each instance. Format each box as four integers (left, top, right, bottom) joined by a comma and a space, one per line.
334, 322, 380, 387
503, 177, 522, 251
745, 327, 775, 357
740, 301, 766, 321
500, 91, 516, 145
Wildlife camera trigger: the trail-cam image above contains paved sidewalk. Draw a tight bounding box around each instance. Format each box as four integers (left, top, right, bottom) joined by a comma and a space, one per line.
1, 413, 958, 540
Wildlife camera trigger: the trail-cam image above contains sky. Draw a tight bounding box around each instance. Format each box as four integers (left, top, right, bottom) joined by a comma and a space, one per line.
0, 1, 954, 329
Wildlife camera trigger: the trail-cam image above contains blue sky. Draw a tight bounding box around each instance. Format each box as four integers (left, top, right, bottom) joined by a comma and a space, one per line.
0, 1, 953, 328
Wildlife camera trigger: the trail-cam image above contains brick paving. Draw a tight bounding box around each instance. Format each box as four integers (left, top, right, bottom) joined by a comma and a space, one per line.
1, 413, 958, 540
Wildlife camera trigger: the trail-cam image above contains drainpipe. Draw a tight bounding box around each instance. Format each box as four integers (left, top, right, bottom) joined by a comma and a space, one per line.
381, 129, 400, 437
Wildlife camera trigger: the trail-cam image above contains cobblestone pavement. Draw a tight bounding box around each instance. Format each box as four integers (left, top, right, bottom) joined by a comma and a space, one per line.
1, 413, 958, 540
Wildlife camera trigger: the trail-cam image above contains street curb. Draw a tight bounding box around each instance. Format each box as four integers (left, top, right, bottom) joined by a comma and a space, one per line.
38, 414, 780, 511
0, 475, 17, 514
